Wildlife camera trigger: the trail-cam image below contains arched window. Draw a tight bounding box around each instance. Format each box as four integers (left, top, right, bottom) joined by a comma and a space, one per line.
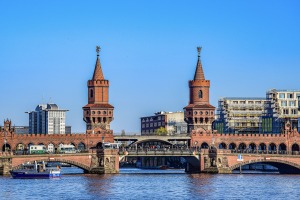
90, 89, 94, 98
198, 90, 203, 98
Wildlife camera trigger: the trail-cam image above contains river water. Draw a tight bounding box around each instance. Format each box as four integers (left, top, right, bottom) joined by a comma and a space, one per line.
0, 167, 300, 200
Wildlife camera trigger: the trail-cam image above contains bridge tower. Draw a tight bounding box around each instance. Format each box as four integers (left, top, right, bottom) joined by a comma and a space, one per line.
83, 46, 114, 132
184, 47, 215, 133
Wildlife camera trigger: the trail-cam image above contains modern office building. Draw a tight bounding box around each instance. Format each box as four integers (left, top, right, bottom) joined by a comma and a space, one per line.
261, 89, 300, 133
27, 103, 69, 134
215, 97, 266, 134
141, 111, 187, 135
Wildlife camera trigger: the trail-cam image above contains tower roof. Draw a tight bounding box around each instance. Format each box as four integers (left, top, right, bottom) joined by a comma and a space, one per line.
92, 46, 105, 80
193, 47, 205, 81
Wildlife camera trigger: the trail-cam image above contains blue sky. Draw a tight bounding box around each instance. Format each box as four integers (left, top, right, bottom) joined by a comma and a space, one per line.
0, 1, 300, 133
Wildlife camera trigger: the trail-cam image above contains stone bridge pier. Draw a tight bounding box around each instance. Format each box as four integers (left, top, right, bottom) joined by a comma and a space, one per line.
89, 149, 119, 174
185, 149, 219, 174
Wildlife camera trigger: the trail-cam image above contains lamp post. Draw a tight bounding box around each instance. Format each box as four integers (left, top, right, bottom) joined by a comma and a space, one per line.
4, 130, 7, 153
102, 136, 105, 148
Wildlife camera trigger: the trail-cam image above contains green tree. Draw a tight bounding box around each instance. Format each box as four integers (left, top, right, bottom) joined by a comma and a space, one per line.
155, 127, 168, 136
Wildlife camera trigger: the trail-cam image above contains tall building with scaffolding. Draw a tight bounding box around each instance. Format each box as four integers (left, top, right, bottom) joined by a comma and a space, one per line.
261, 89, 300, 133
215, 97, 266, 134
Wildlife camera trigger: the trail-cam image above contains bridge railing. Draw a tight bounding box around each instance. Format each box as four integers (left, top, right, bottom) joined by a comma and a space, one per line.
119, 147, 200, 156
229, 149, 290, 155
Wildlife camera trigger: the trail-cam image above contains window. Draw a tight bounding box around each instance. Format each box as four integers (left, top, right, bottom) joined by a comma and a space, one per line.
289, 101, 295, 106
283, 109, 289, 114
279, 93, 285, 99
98, 111, 101, 114
291, 109, 297, 114
90, 89, 94, 98
198, 90, 203, 98
287, 93, 293, 99
194, 111, 198, 115
281, 101, 287, 106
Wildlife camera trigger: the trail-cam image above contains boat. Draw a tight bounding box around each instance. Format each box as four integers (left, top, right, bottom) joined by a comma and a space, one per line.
10, 161, 61, 179
158, 165, 169, 170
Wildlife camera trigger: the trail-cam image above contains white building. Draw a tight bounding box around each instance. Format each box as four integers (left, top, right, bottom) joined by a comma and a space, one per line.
27, 104, 69, 134
262, 89, 300, 133
215, 97, 267, 133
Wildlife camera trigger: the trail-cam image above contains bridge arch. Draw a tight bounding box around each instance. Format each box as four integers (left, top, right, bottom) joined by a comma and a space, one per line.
238, 143, 246, 150
218, 142, 227, 149
12, 158, 91, 172
78, 142, 86, 151
230, 159, 300, 174
228, 143, 236, 150
132, 139, 174, 146
200, 142, 209, 149
268, 143, 277, 151
248, 143, 257, 150
16, 143, 25, 151
2, 143, 11, 151
291, 143, 300, 152
279, 143, 287, 151
258, 143, 267, 151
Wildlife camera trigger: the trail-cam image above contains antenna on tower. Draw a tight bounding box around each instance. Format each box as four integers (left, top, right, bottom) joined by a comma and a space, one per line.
49, 97, 52, 104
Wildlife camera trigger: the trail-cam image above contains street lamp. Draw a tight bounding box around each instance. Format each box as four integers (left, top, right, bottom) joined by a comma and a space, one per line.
102, 136, 105, 148
4, 131, 7, 152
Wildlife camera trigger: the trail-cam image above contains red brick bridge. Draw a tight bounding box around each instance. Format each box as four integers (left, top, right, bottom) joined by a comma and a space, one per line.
1, 120, 300, 174
0, 149, 119, 175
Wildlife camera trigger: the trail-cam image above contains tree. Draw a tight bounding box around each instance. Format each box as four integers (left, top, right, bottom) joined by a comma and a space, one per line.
155, 127, 168, 136
121, 130, 126, 136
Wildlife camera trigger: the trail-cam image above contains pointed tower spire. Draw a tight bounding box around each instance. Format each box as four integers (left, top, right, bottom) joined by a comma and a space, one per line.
193, 47, 205, 81
92, 46, 105, 80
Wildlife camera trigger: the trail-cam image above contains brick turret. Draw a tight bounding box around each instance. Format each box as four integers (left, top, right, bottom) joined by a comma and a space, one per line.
83, 46, 114, 131
184, 47, 215, 133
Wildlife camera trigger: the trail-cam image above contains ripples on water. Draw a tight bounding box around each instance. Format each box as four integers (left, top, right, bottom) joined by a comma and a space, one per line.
0, 167, 300, 200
